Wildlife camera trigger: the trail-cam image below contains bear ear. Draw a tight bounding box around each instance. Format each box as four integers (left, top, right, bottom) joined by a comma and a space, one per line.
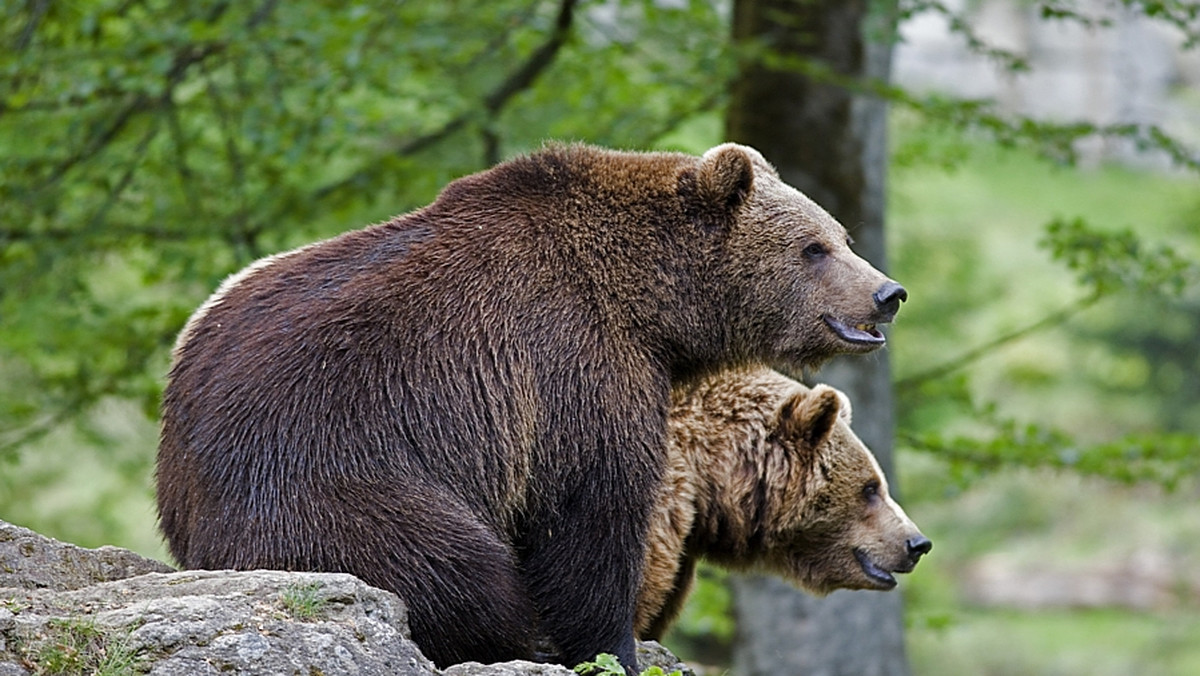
696, 143, 755, 210
831, 386, 852, 424
777, 385, 841, 450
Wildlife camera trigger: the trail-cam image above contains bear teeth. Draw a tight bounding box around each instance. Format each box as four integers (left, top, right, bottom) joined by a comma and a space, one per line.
856, 323, 875, 332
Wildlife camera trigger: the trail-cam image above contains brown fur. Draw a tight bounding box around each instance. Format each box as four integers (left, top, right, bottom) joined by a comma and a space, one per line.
156, 143, 904, 672
636, 367, 929, 639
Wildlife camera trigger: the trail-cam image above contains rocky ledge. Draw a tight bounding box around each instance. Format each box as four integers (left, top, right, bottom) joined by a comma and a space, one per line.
0, 520, 690, 676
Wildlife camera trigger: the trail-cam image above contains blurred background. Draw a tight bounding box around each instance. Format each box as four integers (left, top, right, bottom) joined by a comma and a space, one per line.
2, 1, 1198, 675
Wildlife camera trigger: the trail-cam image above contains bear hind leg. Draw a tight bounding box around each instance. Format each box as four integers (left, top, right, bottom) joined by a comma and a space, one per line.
335, 488, 538, 668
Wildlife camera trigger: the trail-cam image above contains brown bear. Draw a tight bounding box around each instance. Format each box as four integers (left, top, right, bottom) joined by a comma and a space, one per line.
636, 367, 930, 639
155, 143, 907, 673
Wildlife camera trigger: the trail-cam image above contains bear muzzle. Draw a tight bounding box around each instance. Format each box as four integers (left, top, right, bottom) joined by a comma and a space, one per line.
822, 281, 907, 349
853, 534, 931, 590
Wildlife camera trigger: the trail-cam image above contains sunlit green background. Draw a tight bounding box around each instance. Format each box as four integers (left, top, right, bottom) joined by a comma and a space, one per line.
3, 2, 1199, 675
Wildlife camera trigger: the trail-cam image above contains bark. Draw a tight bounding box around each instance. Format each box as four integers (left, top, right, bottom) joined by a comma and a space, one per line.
726, 1, 911, 674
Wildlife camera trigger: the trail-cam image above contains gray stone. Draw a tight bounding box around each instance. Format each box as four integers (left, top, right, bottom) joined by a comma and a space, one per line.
0, 519, 693, 675
1, 568, 433, 676
0, 520, 173, 591
444, 661, 577, 676
638, 640, 694, 675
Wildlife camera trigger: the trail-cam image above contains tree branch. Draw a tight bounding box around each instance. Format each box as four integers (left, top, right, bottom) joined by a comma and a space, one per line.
13, 0, 51, 52
900, 0, 1031, 72
165, 98, 202, 216
1118, 0, 1200, 49
312, 0, 579, 203
19, 0, 275, 194
32, 43, 224, 195
895, 290, 1104, 394
752, 48, 1200, 173
200, 57, 268, 260
0, 224, 199, 243
85, 117, 162, 231
483, 0, 577, 113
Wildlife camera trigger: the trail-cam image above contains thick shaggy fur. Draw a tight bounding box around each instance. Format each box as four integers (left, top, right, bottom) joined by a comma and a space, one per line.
156, 143, 904, 671
636, 367, 929, 639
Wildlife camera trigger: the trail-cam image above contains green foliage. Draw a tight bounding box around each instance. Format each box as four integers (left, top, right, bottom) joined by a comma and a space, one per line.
573, 653, 682, 676
889, 125, 1200, 674
903, 95, 1200, 172
3, 1, 1200, 672
658, 564, 734, 665
1119, 0, 1200, 48
0, 0, 733, 455
891, 114, 1200, 491
0, 0, 733, 552
898, 1, 1032, 72
897, 215, 1200, 489
904, 414, 1200, 491
574, 653, 626, 675
1042, 217, 1197, 298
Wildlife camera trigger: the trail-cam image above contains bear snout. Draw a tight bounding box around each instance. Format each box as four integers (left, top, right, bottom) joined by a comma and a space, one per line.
872, 281, 908, 321
906, 535, 932, 565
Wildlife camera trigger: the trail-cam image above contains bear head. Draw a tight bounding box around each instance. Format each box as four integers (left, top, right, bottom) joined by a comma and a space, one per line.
687, 143, 907, 368
758, 384, 930, 594
637, 370, 930, 639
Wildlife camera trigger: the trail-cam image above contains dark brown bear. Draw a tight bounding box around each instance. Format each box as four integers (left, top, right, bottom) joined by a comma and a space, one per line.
156, 143, 906, 672
637, 367, 930, 639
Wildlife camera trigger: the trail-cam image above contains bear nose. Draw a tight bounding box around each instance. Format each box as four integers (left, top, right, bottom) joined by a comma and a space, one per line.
873, 281, 908, 319
906, 535, 932, 563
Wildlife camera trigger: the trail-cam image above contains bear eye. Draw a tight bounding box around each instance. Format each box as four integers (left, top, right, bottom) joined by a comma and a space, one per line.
802, 242, 829, 259
862, 479, 880, 502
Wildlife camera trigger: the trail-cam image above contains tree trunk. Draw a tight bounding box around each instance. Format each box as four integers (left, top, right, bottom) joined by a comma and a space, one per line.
725, 1, 910, 675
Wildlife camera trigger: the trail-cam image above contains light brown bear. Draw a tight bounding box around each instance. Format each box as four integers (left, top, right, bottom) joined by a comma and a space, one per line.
636, 367, 930, 639
156, 143, 907, 673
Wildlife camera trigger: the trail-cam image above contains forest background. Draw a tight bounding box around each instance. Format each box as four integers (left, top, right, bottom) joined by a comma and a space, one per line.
2, 1, 1199, 675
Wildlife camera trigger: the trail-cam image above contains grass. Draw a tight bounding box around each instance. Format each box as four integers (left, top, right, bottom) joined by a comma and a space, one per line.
21, 617, 143, 676
280, 581, 327, 621
901, 468, 1200, 676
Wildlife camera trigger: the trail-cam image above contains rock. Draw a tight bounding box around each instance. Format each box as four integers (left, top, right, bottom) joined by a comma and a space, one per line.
0, 520, 173, 591
638, 641, 693, 675
1, 569, 435, 676
440, 642, 696, 676
444, 661, 577, 676
0, 520, 694, 675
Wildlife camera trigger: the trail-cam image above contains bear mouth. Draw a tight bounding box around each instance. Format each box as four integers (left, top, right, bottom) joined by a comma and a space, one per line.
824, 315, 887, 347
853, 549, 899, 590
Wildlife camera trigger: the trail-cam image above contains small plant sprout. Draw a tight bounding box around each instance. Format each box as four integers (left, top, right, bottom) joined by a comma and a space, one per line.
279, 581, 326, 621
